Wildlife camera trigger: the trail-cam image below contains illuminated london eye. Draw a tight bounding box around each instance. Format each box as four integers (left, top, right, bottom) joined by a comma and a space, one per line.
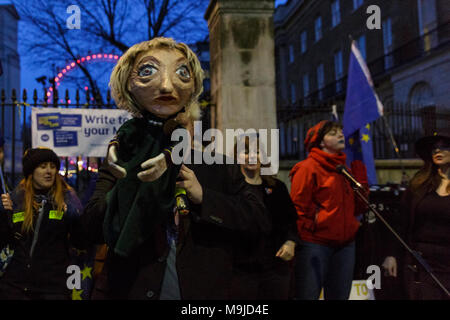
46, 53, 120, 103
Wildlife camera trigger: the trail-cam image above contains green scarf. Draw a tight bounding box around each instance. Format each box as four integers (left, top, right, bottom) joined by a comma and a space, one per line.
103, 117, 180, 257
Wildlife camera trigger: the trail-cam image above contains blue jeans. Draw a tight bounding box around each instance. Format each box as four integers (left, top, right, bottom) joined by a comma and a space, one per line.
294, 241, 355, 300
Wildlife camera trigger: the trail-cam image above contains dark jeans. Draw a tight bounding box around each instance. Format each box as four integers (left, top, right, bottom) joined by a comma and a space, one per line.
294, 240, 355, 300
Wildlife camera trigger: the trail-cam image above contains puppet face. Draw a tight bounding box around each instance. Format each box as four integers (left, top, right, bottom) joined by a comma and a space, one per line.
128, 47, 195, 118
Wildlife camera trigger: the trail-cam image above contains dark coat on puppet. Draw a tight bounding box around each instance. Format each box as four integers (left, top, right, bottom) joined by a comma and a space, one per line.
85, 150, 271, 299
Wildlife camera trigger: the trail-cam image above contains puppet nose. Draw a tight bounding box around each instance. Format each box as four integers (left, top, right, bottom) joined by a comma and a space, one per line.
160, 73, 174, 93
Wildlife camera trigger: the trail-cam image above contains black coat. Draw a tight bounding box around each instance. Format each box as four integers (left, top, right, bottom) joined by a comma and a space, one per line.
0, 188, 84, 298
84, 151, 271, 300
232, 178, 298, 271
393, 188, 450, 299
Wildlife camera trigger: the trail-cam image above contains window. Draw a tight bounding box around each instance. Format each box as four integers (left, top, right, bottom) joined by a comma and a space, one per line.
331, 0, 341, 27
334, 50, 343, 92
300, 30, 307, 53
353, 0, 364, 10
314, 16, 322, 42
290, 83, 296, 104
317, 64, 325, 90
317, 63, 325, 100
289, 44, 295, 63
303, 74, 310, 97
382, 17, 393, 69
357, 34, 366, 61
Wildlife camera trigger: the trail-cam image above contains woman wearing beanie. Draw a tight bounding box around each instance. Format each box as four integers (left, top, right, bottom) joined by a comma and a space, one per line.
289, 120, 369, 300
0, 147, 85, 299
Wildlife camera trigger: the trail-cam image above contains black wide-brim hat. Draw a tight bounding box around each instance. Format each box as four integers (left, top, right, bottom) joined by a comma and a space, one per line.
415, 132, 450, 161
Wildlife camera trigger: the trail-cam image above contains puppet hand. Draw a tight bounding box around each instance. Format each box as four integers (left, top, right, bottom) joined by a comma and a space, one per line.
106, 145, 127, 179
275, 240, 296, 261
1, 193, 13, 211
176, 165, 203, 204
137, 153, 167, 182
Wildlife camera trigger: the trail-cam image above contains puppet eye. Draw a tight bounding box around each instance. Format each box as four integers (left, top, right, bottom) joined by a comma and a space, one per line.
176, 65, 191, 79
138, 65, 157, 77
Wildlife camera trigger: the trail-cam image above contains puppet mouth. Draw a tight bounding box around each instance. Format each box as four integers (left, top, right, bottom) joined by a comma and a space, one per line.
155, 95, 177, 102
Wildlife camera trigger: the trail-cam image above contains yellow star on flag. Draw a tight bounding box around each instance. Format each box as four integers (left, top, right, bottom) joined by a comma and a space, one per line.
365, 123, 370, 130
361, 134, 370, 143
72, 288, 83, 300
81, 265, 93, 280
348, 137, 355, 145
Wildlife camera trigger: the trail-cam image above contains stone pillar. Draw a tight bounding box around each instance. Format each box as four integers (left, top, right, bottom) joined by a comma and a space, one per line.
205, 0, 277, 137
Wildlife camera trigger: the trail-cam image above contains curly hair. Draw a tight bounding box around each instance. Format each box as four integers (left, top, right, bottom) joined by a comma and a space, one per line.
109, 37, 204, 121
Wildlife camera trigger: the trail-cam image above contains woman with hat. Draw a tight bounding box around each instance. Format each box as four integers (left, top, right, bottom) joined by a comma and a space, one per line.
289, 120, 369, 300
0, 147, 84, 299
382, 133, 450, 299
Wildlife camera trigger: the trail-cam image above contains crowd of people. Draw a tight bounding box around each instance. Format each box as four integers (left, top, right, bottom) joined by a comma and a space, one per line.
0, 37, 448, 300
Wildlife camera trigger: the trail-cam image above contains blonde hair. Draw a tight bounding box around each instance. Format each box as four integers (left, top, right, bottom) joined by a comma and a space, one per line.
109, 37, 204, 121
19, 174, 71, 234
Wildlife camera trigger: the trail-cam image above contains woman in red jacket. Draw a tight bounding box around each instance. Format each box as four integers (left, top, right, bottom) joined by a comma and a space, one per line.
289, 120, 368, 300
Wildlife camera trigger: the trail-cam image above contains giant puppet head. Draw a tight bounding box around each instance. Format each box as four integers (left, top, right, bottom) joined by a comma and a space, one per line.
109, 37, 204, 129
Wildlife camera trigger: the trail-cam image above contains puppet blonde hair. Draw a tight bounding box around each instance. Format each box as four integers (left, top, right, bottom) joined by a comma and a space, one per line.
109, 37, 204, 121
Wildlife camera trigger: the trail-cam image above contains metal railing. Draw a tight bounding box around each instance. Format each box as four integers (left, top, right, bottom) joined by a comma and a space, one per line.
0, 88, 116, 199
277, 102, 450, 161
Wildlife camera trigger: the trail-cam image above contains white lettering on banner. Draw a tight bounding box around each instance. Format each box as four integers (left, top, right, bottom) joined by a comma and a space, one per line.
31, 107, 130, 157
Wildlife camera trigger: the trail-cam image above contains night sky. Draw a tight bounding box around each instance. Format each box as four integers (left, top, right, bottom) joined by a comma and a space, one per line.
0, 0, 288, 99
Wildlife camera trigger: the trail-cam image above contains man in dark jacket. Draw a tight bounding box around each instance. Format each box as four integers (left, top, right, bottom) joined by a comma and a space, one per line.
83, 148, 271, 300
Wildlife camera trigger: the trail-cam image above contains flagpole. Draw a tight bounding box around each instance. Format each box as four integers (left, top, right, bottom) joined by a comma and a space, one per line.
0, 167, 7, 194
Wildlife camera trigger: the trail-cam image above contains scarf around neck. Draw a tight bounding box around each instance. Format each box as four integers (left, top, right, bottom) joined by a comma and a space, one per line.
308, 147, 347, 172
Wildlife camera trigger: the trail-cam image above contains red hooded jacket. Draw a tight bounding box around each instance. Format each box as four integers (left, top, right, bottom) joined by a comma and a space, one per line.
289, 147, 368, 247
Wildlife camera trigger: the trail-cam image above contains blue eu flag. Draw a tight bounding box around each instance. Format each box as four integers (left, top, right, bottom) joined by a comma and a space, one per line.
343, 41, 383, 185
345, 125, 377, 185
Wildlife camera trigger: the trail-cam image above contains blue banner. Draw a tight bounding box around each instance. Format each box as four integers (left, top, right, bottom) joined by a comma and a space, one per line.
54, 130, 78, 147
